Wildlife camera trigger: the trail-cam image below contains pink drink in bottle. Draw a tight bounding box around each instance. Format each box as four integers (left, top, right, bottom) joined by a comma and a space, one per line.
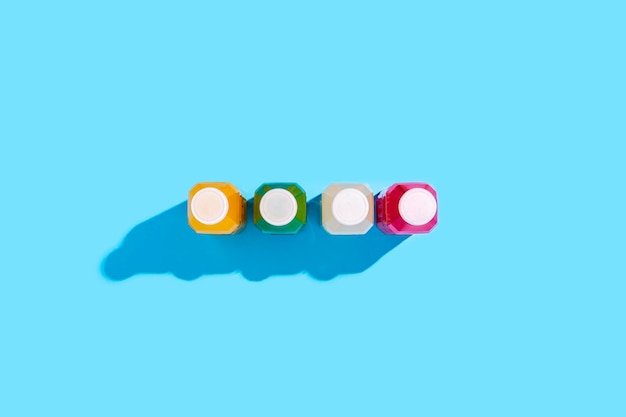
376, 183, 438, 234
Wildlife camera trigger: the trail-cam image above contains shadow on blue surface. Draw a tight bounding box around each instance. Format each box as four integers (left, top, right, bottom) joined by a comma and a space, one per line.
102, 195, 410, 281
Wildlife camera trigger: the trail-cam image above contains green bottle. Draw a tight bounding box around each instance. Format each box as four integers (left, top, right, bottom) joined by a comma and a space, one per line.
253, 183, 306, 234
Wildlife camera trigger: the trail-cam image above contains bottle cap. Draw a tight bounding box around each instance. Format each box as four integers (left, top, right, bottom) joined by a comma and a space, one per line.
190, 187, 229, 225
331, 188, 369, 226
398, 188, 438, 226
259, 188, 298, 226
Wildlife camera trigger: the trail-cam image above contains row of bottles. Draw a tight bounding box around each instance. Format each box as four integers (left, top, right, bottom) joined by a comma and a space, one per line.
188, 182, 438, 235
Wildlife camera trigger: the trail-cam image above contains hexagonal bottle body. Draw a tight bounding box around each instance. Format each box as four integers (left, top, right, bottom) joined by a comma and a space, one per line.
322, 183, 374, 235
376, 183, 438, 234
188, 182, 246, 234
254, 183, 306, 234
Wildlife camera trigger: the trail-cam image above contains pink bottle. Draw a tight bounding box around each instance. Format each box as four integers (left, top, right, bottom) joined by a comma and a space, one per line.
376, 183, 438, 234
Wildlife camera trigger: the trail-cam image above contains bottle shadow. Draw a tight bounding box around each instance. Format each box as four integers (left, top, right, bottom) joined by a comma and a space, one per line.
102, 195, 410, 281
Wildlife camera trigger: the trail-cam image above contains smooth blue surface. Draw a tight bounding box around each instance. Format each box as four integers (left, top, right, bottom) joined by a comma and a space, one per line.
1, 1, 625, 415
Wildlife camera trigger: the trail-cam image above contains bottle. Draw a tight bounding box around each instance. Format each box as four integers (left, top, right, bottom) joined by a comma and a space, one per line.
188, 182, 246, 234
376, 183, 438, 234
322, 183, 374, 235
254, 183, 306, 234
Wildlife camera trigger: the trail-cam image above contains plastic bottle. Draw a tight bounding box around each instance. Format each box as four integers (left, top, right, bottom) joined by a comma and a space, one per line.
254, 183, 306, 234
188, 182, 246, 234
376, 183, 438, 234
322, 183, 374, 235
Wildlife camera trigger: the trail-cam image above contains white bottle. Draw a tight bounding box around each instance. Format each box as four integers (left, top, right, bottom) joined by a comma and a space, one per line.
322, 183, 374, 235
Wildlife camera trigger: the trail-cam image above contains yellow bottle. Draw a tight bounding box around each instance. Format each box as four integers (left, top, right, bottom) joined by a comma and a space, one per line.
188, 182, 246, 234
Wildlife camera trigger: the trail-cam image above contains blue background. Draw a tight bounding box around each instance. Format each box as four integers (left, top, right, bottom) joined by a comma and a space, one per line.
1, 1, 625, 415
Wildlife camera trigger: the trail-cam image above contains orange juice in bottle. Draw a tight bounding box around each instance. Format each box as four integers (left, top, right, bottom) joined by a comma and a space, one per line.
188, 182, 246, 234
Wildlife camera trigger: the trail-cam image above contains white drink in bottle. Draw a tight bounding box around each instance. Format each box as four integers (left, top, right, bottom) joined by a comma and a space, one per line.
322, 183, 374, 235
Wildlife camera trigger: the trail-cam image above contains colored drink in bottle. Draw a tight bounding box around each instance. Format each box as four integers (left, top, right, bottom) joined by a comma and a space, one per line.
188, 182, 246, 234
322, 183, 374, 235
254, 183, 306, 234
376, 183, 438, 234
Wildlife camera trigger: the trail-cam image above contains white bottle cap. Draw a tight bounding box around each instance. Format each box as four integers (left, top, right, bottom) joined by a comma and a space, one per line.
398, 188, 437, 226
260, 188, 298, 226
331, 188, 369, 226
190, 187, 229, 225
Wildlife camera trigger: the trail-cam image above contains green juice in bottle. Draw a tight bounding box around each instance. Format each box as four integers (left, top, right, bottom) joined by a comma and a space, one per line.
253, 183, 306, 234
